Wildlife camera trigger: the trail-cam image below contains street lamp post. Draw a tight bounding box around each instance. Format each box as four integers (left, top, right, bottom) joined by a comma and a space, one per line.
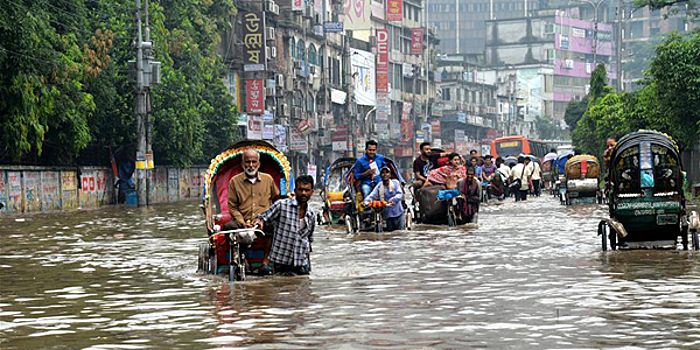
575, 0, 607, 64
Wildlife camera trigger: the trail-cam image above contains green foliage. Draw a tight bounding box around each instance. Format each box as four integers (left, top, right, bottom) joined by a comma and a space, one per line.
0, 0, 241, 166
563, 98, 588, 131
535, 115, 563, 140
571, 33, 700, 157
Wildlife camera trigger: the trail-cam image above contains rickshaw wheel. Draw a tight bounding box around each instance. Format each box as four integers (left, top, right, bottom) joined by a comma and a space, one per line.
447, 206, 456, 227
197, 243, 208, 272
345, 218, 353, 234
693, 230, 699, 251
681, 224, 689, 250
405, 210, 412, 231
209, 253, 218, 275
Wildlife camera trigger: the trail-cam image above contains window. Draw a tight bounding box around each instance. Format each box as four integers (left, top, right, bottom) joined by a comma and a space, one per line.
442, 88, 451, 101
290, 38, 296, 58
307, 93, 315, 112
296, 39, 305, 60
294, 91, 304, 107
308, 44, 318, 65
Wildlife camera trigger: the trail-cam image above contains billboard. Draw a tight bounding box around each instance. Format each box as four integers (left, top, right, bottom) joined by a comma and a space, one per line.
411, 28, 424, 55
245, 79, 264, 114
386, 0, 402, 21
351, 48, 376, 106
343, 0, 372, 31
242, 11, 266, 71
376, 28, 389, 94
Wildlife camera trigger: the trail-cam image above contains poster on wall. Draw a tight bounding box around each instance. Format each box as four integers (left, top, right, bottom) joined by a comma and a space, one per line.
262, 124, 274, 140
350, 48, 376, 106
386, 0, 402, 21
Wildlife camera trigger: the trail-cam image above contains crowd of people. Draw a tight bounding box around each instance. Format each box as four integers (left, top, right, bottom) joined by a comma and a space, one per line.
221, 141, 550, 276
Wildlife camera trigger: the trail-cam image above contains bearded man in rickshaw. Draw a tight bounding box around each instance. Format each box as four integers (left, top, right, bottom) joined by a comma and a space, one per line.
227, 149, 280, 274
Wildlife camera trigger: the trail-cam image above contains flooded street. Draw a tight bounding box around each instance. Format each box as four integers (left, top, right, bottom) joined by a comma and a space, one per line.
3, 197, 700, 349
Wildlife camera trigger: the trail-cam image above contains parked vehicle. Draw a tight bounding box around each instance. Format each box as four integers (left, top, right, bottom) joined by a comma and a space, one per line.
197, 140, 294, 281
599, 130, 699, 250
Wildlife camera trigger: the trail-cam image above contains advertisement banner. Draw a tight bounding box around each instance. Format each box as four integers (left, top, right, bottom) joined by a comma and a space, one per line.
293, 0, 303, 11
290, 130, 308, 153
386, 0, 402, 21
402, 102, 412, 120
401, 120, 413, 142
246, 79, 264, 114
376, 95, 389, 121
242, 11, 266, 71
431, 119, 441, 134
411, 28, 424, 55
351, 48, 376, 106
247, 114, 263, 140
274, 124, 288, 151
262, 124, 274, 140
376, 28, 389, 94
307, 164, 317, 181
343, 0, 372, 31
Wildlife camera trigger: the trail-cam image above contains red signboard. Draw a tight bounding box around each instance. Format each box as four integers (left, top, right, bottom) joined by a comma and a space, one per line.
401, 119, 413, 142
246, 79, 264, 114
386, 0, 402, 21
411, 28, 424, 55
376, 29, 389, 93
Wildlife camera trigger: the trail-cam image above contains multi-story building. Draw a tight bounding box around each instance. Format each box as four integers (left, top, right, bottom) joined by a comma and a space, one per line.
220, 0, 441, 177
484, 9, 616, 124
620, 4, 696, 90
428, 0, 536, 55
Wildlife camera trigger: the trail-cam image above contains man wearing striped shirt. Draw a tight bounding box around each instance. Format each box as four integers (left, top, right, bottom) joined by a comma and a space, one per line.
254, 175, 315, 275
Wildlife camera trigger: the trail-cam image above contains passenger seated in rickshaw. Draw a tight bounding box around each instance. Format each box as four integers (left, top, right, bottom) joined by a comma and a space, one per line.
363, 166, 406, 231
412, 142, 448, 190
227, 149, 280, 273
353, 140, 386, 199
459, 166, 481, 221
423, 153, 466, 190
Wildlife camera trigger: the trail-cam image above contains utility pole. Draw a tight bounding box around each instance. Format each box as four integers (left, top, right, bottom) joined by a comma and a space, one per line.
576, 0, 606, 65
616, 0, 623, 92
133, 0, 159, 206
343, 30, 355, 157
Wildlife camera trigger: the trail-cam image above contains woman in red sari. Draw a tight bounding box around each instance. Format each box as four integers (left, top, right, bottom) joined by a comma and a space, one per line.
423, 153, 466, 189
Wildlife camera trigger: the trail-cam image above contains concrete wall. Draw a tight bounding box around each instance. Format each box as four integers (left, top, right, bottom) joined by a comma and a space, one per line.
0, 166, 208, 215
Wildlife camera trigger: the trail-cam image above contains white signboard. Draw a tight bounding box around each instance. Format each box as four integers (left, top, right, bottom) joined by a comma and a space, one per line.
331, 88, 347, 104
351, 48, 376, 106
343, 0, 372, 31
332, 141, 348, 151
290, 130, 308, 153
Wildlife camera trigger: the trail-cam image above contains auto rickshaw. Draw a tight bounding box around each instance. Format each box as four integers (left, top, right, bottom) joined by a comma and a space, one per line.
321, 157, 355, 225
197, 140, 294, 281
561, 155, 601, 205
599, 130, 699, 250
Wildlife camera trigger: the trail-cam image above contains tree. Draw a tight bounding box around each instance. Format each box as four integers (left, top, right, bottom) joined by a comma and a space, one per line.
535, 115, 562, 140
564, 98, 588, 131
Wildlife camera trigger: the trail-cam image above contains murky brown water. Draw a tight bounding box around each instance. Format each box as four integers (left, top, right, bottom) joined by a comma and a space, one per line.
2, 197, 700, 349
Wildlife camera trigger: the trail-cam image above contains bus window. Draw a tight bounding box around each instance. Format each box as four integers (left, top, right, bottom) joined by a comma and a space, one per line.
495, 140, 523, 157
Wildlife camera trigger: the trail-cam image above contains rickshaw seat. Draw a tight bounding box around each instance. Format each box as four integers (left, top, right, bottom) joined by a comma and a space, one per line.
213, 160, 284, 225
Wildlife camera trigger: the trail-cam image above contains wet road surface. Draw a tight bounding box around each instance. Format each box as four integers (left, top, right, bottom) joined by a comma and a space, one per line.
3, 197, 700, 349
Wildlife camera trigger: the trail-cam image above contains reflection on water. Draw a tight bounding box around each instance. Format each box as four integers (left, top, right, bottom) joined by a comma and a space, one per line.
2, 199, 700, 349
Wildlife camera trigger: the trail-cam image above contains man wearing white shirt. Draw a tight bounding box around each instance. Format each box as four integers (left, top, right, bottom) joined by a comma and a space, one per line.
510, 156, 530, 201
526, 157, 542, 196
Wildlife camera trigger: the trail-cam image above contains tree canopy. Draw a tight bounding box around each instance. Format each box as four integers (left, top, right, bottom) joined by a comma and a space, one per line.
569, 33, 700, 159
0, 0, 241, 167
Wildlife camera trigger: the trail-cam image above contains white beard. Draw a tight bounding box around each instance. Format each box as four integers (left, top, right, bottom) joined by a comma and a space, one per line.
244, 168, 258, 177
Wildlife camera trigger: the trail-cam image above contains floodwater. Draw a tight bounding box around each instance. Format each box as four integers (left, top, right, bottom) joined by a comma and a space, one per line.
2, 197, 700, 349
